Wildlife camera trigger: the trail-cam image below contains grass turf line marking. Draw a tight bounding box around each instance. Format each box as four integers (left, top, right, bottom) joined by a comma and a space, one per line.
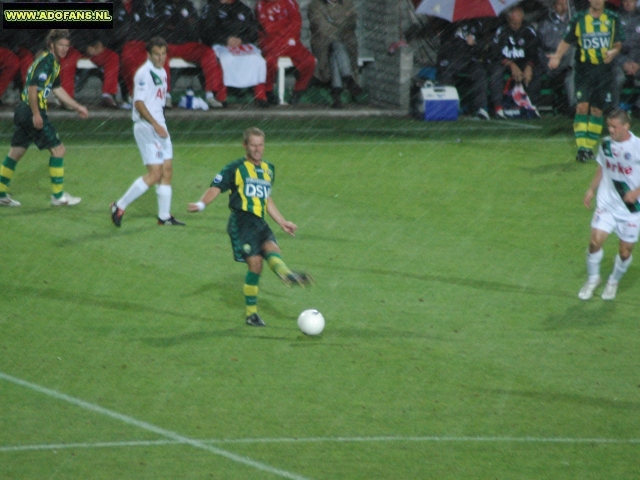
211, 435, 640, 445
0, 440, 176, 452
64, 137, 570, 149
0, 123, 542, 140
0, 371, 311, 480
3, 435, 639, 453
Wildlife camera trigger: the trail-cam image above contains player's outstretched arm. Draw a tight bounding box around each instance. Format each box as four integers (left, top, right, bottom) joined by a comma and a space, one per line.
604, 42, 622, 64
547, 40, 570, 70
188, 186, 221, 212
584, 166, 602, 208
267, 197, 297, 236
52, 87, 88, 118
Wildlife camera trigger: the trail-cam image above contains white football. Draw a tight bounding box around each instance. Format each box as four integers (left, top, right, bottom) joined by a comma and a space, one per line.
297, 309, 325, 335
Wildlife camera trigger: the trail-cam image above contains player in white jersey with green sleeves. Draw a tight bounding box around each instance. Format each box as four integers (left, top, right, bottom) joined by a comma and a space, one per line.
110, 36, 184, 227
580, 109, 640, 300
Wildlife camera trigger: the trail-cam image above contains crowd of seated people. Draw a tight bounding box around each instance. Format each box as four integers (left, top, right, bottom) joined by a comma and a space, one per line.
434, 0, 640, 119
0, 0, 364, 109
6, 0, 637, 115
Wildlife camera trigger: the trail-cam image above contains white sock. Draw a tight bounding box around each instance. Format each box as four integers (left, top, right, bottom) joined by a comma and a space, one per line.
205, 91, 214, 99
610, 254, 632, 283
156, 184, 172, 220
586, 248, 603, 281
117, 177, 149, 210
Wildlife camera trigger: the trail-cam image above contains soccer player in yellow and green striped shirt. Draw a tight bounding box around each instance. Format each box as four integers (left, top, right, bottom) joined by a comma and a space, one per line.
188, 127, 313, 327
0, 29, 88, 207
548, 0, 623, 163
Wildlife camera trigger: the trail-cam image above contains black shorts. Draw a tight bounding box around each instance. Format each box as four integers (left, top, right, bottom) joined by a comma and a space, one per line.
574, 62, 613, 110
11, 102, 62, 150
227, 210, 277, 263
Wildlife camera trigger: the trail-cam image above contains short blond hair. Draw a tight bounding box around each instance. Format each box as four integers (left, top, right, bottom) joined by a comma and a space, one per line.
243, 127, 265, 144
607, 108, 631, 126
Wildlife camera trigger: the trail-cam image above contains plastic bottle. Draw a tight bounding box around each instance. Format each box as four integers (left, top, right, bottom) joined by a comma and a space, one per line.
186, 88, 194, 109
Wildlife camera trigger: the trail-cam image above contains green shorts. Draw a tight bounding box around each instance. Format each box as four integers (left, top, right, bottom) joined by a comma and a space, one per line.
574, 62, 613, 110
11, 102, 62, 150
227, 209, 277, 263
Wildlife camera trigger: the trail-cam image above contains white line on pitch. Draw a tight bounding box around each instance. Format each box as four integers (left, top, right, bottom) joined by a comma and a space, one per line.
0, 124, 541, 139
64, 137, 570, 150
0, 439, 176, 452
211, 435, 640, 445
2, 435, 639, 454
0, 371, 311, 480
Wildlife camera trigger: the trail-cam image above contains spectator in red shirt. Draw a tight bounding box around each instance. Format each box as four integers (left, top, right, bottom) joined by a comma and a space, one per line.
0, 32, 20, 106
0, 31, 39, 105
256, 0, 316, 104
57, 31, 120, 108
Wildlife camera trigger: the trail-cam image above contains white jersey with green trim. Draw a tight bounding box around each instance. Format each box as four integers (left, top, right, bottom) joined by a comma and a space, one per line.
132, 59, 167, 127
596, 132, 640, 215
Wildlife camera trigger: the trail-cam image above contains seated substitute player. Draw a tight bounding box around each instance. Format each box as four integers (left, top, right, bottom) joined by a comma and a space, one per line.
0, 29, 87, 208
187, 127, 313, 327
110, 37, 184, 227
579, 109, 640, 301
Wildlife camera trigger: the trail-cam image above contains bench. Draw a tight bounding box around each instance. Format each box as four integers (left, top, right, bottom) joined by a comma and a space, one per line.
78, 56, 373, 105
76, 58, 196, 69
77, 57, 197, 96
277, 56, 374, 105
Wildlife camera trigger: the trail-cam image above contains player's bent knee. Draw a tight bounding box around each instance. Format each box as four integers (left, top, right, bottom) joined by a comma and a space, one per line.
161, 163, 173, 182
246, 256, 263, 274
588, 239, 604, 253
51, 144, 66, 157
576, 103, 589, 115
8, 147, 26, 161
590, 106, 602, 117
144, 169, 163, 185
262, 241, 280, 255
619, 243, 634, 260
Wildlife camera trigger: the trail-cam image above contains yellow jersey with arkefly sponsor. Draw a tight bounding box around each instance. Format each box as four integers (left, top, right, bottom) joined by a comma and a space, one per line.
211, 158, 275, 218
21, 51, 61, 110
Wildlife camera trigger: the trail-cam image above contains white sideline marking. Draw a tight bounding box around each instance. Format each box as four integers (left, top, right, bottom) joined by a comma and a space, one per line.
2, 435, 639, 454
0, 372, 310, 480
0, 439, 176, 452
210, 435, 640, 445
66, 137, 569, 150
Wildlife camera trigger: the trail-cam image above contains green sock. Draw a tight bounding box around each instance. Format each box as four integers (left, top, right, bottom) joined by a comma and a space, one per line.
264, 252, 292, 279
585, 115, 603, 151
49, 157, 64, 199
0, 156, 18, 197
573, 114, 589, 150
244, 271, 260, 317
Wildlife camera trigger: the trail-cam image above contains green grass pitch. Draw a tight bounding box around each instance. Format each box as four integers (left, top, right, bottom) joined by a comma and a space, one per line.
1, 115, 639, 479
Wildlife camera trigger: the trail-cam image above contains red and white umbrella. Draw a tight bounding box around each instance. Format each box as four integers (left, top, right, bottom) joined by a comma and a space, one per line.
412, 0, 523, 22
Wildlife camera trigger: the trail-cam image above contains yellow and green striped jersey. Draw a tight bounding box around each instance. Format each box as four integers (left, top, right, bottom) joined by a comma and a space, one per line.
21, 51, 61, 110
564, 9, 624, 65
211, 158, 275, 218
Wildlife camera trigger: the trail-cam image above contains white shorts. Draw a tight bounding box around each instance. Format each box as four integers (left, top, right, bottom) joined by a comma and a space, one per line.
591, 206, 640, 243
133, 121, 173, 165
